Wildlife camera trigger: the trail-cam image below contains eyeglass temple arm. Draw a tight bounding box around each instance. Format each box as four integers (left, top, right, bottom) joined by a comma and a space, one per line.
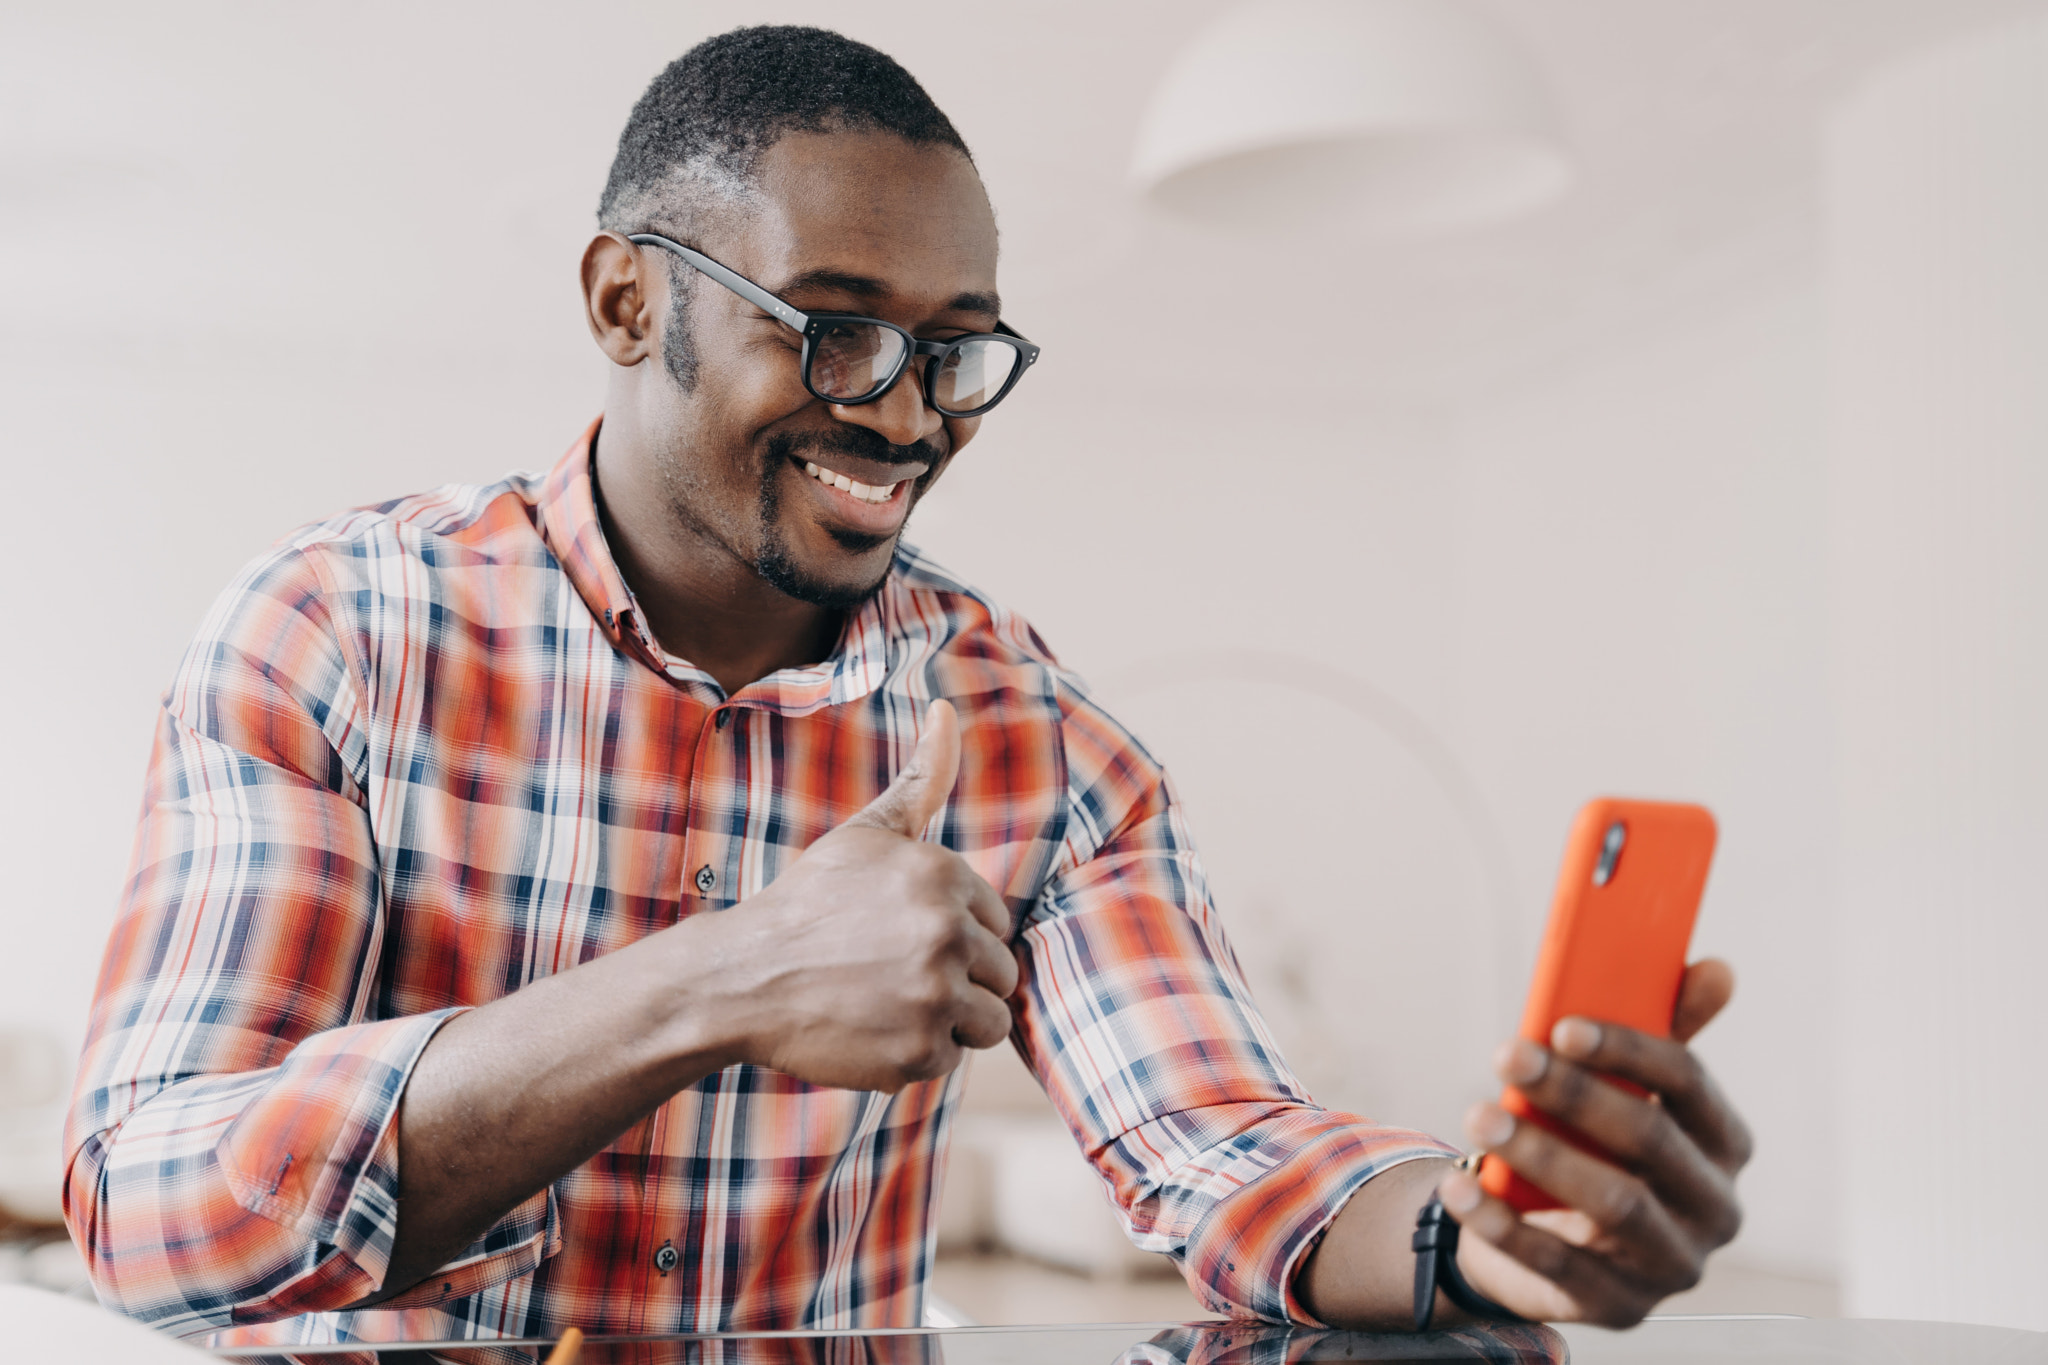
627, 234, 811, 332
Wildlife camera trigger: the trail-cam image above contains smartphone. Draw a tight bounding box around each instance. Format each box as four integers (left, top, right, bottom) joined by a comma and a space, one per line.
1479, 797, 1717, 1213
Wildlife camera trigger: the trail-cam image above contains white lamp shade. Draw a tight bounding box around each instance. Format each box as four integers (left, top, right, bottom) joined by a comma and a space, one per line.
1132, 0, 1573, 233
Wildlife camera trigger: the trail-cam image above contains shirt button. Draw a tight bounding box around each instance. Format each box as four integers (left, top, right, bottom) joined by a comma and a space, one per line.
694, 865, 717, 895
654, 1242, 678, 1274
715, 709, 732, 730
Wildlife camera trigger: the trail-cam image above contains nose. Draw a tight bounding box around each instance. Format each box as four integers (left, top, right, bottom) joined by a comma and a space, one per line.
831, 365, 944, 449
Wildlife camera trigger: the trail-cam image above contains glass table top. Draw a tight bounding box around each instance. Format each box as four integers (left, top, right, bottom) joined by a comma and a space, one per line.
204, 1317, 2048, 1365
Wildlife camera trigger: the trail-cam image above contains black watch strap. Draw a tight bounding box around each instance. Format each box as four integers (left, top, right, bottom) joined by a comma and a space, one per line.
1412, 1189, 1528, 1331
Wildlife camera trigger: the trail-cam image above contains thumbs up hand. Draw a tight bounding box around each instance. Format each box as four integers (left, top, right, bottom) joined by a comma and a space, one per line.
708, 701, 1021, 1093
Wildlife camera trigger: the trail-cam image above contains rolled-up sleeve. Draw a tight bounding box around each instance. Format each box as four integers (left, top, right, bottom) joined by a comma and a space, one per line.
1013, 680, 1457, 1324
63, 546, 554, 1338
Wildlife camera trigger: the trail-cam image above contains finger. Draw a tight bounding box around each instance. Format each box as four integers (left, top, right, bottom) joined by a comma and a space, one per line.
1672, 959, 1735, 1043
1465, 1101, 1701, 1285
844, 700, 960, 838
912, 1036, 965, 1084
959, 863, 1013, 943
950, 984, 1015, 1050
1439, 1169, 1656, 1328
1550, 1019, 1754, 1172
962, 918, 1021, 999
1494, 1042, 1735, 1229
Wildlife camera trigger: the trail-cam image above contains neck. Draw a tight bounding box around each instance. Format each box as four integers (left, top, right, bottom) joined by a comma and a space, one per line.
591, 410, 843, 698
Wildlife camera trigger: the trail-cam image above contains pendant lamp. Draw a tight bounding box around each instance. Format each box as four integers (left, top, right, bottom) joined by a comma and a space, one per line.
1131, 0, 1573, 234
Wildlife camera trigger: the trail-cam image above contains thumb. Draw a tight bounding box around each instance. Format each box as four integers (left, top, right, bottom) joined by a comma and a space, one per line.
844, 699, 960, 839
1672, 957, 1736, 1044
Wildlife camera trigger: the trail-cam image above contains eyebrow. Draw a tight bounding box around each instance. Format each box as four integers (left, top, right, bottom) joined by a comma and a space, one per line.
771, 267, 1002, 319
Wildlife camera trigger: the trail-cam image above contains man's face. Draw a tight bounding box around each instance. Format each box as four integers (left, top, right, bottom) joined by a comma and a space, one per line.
645, 130, 1001, 609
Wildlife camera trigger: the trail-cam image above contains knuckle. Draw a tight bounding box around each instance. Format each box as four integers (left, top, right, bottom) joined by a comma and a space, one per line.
1549, 1060, 1594, 1114
902, 965, 952, 1011
1594, 1174, 1650, 1232
918, 909, 969, 960
911, 901, 957, 947
1634, 1106, 1680, 1166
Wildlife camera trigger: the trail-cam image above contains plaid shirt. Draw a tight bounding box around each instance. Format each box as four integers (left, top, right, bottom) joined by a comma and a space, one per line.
64, 425, 1454, 1348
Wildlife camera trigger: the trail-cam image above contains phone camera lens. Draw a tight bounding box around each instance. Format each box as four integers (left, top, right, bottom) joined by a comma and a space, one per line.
1593, 821, 1627, 886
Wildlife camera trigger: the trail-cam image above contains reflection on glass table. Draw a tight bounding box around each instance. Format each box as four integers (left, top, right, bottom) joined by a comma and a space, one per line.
203, 1317, 2048, 1365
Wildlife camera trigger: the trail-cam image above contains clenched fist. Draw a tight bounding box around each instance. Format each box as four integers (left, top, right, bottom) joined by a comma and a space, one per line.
699, 699, 1020, 1092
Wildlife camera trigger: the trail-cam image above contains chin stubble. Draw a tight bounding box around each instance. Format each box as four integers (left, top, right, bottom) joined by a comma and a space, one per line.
751, 433, 928, 611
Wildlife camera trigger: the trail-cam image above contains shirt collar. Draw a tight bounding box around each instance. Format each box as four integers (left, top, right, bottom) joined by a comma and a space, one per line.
538, 420, 895, 713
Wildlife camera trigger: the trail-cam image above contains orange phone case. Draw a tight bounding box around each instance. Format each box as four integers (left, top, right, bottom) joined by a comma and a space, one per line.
1480, 797, 1717, 1213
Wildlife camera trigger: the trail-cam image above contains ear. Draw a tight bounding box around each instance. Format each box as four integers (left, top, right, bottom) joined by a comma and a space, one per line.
582, 231, 660, 367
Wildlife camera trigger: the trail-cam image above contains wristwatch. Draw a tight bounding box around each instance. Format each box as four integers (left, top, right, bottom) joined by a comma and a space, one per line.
1412, 1155, 1529, 1331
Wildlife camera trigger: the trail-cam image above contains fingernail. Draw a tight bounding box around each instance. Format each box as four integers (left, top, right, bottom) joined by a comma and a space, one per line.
1495, 1038, 1548, 1085
1552, 1017, 1602, 1058
1440, 1170, 1482, 1216
1468, 1102, 1514, 1148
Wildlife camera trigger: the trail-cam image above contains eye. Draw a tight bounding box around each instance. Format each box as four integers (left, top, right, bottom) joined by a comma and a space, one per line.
807, 322, 906, 401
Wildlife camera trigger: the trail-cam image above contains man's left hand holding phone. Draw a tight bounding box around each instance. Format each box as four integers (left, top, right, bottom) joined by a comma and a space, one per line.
1441, 957, 1754, 1325
1295, 961, 1753, 1329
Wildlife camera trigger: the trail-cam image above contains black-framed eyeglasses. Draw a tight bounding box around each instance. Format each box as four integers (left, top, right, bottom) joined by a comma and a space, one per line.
628, 233, 1040, 418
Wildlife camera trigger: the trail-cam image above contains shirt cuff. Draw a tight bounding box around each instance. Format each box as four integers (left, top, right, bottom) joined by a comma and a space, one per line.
1179, 1111, 1457, 1324
215, 1009, 465, 1292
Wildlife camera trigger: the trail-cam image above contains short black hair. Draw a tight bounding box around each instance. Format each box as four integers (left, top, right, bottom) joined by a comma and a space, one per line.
598, 25, 973, 234
598, 26, 975, 389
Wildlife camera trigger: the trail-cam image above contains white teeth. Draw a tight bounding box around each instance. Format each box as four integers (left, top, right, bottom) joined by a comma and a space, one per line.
806, 460, 899, 504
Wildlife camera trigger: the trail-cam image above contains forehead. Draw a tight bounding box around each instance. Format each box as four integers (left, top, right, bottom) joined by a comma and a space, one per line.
726, 129, 998, 308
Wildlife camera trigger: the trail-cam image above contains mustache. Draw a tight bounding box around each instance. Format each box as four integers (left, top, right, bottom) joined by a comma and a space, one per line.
766, 425, 946, 474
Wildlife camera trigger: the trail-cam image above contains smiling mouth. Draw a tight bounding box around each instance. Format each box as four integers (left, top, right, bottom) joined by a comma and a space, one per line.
802, 459, 910, 505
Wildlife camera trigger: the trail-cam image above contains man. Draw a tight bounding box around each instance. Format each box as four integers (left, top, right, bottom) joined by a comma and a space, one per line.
65, 27, 1749, 1348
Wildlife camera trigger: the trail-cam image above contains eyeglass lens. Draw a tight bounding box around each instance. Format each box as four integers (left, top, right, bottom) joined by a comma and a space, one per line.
809, 322, 907, 403
932, 339, 1020, 414
809, 321, 1022, 415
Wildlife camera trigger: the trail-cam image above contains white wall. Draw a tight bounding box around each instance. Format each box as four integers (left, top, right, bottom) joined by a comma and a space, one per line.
1826, 13, 2048, 1330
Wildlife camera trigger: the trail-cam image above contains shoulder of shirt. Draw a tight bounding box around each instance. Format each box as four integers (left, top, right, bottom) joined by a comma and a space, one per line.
273, 470, 547, 563
192, 472, 549, 662
218, 472, 551, 614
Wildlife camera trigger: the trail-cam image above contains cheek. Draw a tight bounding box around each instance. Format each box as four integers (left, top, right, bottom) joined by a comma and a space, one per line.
704, 335, 812, 422
943, 415, 982, 453
678, 359, 809, 483
911, 419, 976, 495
